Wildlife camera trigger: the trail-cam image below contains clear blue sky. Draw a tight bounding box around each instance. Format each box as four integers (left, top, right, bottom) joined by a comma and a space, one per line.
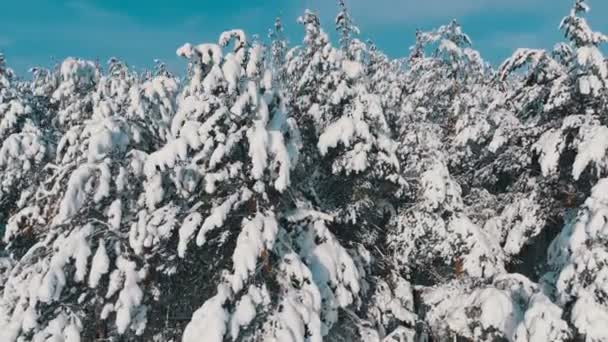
1, 0, 607, 76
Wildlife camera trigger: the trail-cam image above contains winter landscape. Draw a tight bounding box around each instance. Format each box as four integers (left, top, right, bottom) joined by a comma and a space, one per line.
0, 0, 608, 341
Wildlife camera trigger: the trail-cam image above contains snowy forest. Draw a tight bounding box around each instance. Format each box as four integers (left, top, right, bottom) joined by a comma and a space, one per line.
0, 0, 607, 341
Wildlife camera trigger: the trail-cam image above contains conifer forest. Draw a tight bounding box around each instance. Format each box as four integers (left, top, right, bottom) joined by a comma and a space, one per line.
0, 1, 608, 341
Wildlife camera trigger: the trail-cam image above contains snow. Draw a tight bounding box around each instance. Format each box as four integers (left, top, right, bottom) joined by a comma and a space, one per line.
222, 54, 242, 93
21, 307, 37, 332
89, 239, 110, 288
0, 132, 46, 168
469, 288, 519, 336
342, 60, 364, 79
423, 274, 569, 341
54, 165, 95, 224
106, 269, 123, 299
129, 211, 147, 255
497, 49, 547, 82
2, 4, 608, 341
247, 108, 270, 181
230, 293, 257, 338
534, 129, 565, 177
144, 138, 189, 178
3, 206, 44, 243
450, 215, 504, 278
389, 278, 416, 324
318, 117, 356, 155
177, 212, 203, 258
269, 251, 323, 342
498, 194, 544, 255
296, 220, 361, 334
383, 327, 416, 342
203, 65, 227, 93
546, 178, 608, 341
108, 199, 122, 230
230, 285, 269, 340
114, 257, 144, 334
488, 127, 508, 153
272, 295, 322, 342
420, 162, 462, 211
0, 100, 30, 139
93, 161, 112, 203
143, 173, 165, 210
73, 224, 92, 283
219, 29, 247, 50
182, 284, 230, 342
572, 124, 608, 180
268, 130, 292, 192
101, 303, 114, 319
195, 191, 250, 247
53, 58, 97, 103
570, 290, 608, 342
246, 44, 263, 78
285, 208, 334, 223
35, 224, 92, 303
231, 213, 278, 292
514, 293, 570, 342
176, 43, 223, 65
577, 46, 607, 79
439, 39, 462, 57
454, 111, 491, 147
367, 275, 416, 338
84, 118, 130, 163
64, 323, 81, 342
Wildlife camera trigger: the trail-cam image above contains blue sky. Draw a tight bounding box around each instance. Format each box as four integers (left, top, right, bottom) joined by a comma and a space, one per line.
1, 0, 607, 76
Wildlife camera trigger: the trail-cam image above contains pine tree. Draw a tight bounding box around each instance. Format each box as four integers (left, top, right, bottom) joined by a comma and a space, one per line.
545, 178, 608, 341
2, 3, 608, 341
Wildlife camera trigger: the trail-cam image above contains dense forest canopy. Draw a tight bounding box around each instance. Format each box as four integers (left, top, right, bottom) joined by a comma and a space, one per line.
0, 0, 607, 341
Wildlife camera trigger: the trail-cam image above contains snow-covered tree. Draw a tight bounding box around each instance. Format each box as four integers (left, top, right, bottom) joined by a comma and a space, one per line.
547, 0, 608, 113
405, 20, 487, 133
0, 56, 50, 255
531, 0, 608, 186
421, 274, 570, 341
0, 58, 163, 341
544, 178, 608, 341
2, 3, 608, 341
335, 0, 360, 54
